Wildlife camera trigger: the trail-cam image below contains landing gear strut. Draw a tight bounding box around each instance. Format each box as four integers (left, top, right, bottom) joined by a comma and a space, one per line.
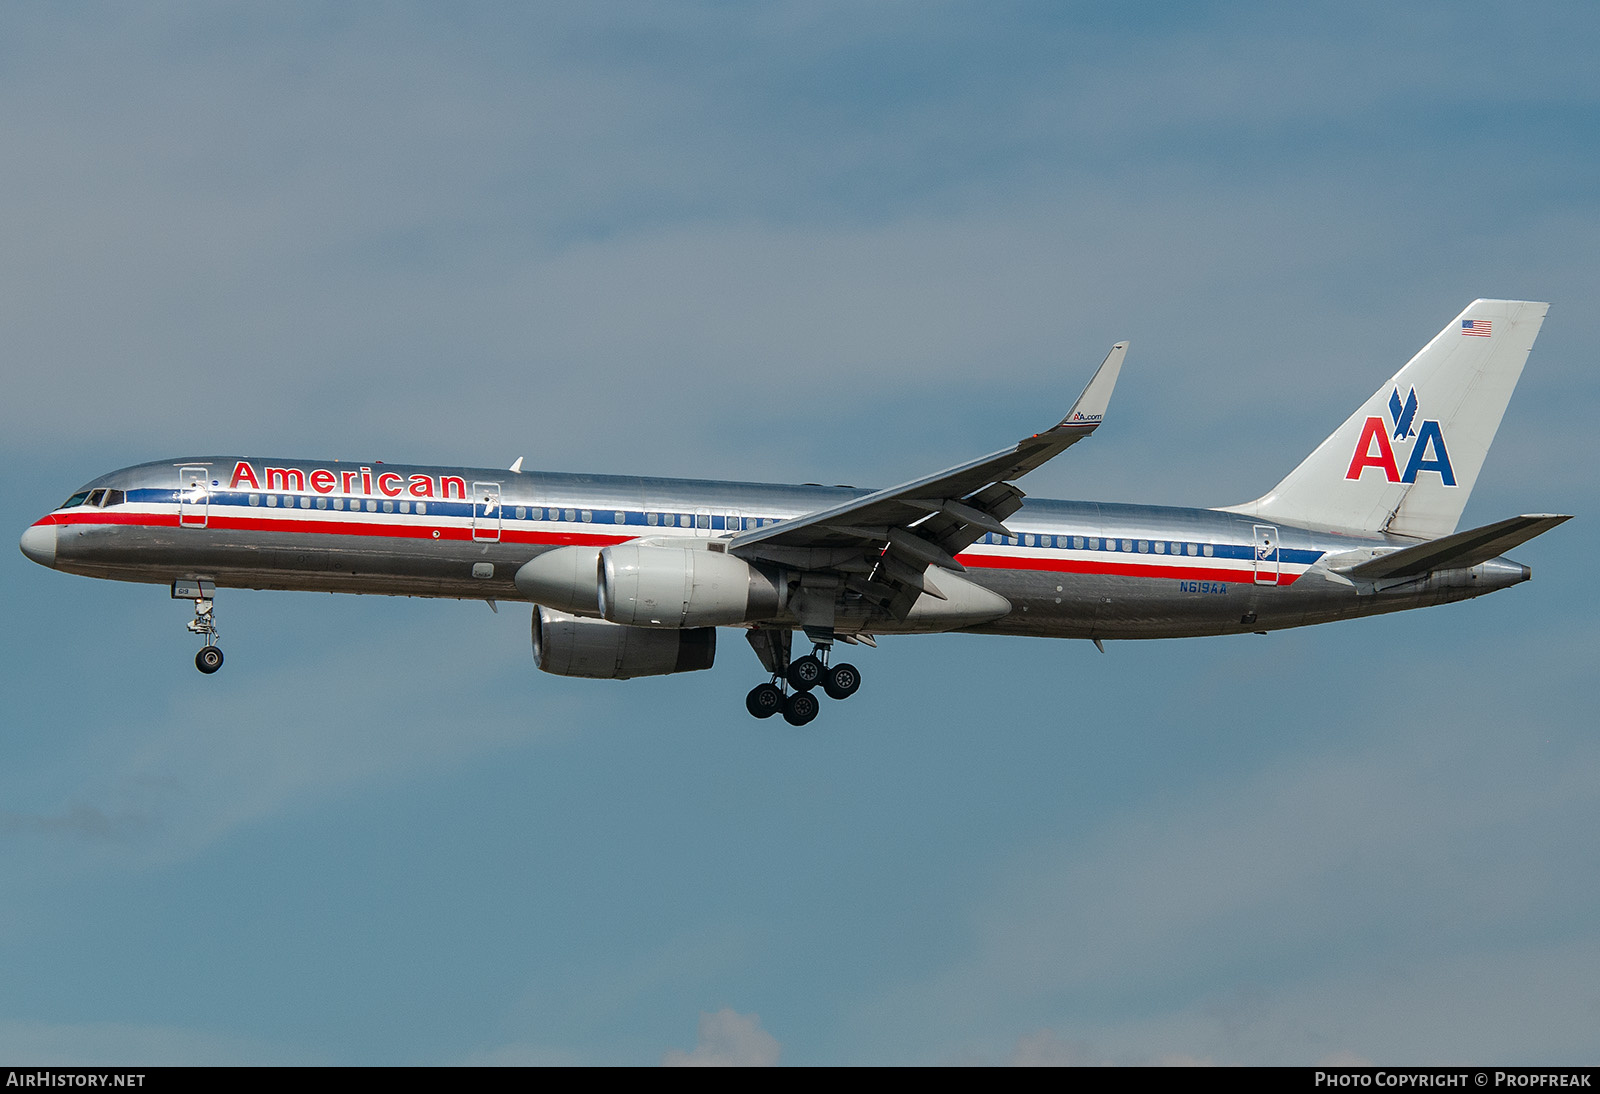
743, 629, 864, 725
173, 579, 224, 674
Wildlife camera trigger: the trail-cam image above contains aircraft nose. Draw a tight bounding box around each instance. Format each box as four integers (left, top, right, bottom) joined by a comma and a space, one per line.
19, 522, 56, 567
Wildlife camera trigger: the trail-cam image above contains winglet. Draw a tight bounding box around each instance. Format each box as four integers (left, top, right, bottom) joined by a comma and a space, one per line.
1050, 341, 1127, 432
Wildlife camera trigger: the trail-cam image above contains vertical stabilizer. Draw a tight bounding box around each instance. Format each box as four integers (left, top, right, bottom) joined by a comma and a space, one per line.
1222, 299, 1548, 539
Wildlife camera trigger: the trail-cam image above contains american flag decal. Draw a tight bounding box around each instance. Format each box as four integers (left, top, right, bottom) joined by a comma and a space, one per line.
1461, 319, 1492, 337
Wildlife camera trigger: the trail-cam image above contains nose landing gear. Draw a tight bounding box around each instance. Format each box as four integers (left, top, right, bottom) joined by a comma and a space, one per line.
173, 579, 224, 674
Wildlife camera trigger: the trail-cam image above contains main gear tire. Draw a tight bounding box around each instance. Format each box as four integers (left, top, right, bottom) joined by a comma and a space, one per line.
786, 654, 823, 692
782, 690, 820, 726
746, 682, 783, 719
823, 662, 860, 700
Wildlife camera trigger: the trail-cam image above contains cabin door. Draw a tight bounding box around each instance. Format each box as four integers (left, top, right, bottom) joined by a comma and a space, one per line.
473, 482, 502, 542
179, 465, 210, 528
1252, 524, 1280, 585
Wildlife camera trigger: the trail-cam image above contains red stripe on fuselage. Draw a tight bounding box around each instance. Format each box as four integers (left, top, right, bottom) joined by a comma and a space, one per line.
42, 510, 1302, 586
41, 509, 635, 548
956, 550, 1301, 586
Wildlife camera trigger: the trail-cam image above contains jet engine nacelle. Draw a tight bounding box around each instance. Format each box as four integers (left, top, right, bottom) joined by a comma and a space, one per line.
532, 607, 715, 679
514, 546, 602, 615
598, 544, 785, 628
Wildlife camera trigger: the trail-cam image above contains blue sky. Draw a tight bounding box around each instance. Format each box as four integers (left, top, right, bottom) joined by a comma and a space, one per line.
3, 2, 1597, 1065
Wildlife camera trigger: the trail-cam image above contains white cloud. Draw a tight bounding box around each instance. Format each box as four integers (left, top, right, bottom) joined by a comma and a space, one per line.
662, 1008, 780, 1067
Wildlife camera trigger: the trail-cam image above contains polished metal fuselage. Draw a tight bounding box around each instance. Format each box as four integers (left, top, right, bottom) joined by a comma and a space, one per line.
30, 456, 1531, 640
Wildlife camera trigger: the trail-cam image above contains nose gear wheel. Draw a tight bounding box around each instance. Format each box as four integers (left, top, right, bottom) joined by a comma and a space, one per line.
178, 586, 225, 674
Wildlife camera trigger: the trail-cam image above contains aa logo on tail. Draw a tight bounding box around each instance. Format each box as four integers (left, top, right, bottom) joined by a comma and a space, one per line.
1345, 387, 1456, 486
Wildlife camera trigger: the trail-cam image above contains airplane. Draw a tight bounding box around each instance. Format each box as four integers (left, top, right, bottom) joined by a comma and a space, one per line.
19, 299, 1570, 726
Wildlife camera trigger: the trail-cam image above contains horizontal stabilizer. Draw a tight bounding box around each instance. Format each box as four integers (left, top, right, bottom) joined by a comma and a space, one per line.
1337, 514, 1571, 580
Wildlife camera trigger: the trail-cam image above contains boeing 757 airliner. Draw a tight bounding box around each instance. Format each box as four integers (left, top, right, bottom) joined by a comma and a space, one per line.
20, 300, 1569, 725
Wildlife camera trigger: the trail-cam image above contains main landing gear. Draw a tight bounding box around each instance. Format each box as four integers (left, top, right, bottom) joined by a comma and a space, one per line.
173, 579, 224, 674
744, 641, 862, 727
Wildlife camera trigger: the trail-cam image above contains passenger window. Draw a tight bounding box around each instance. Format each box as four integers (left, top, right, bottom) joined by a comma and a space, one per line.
1203, 544, 1214, 557
316, 497, 328, 510
1024, 535, 1034, 547
1088, 538, 1098, 550
1187, 543, 1198, 556
266, 495, 278, 507
581, 510, 592, 523
615, 511, 626, 524
299, 496, 311, 509
366, 500, 377, 512
647, 512, 659, 526
1122, 540, 1133, 552
696, 513, 710, 529
333, 498, 344, 510
1154, 541, 1165, 554
383, 500, 394, 513
249, 494, 260, 506
400, 501, 410, 513
1137, 541, 1148, 552
680, 515, 691, 528
564, 508, 576, 522
416, 502, 426, 516
1073, 536, 1084, 550
515, 506, 526, 520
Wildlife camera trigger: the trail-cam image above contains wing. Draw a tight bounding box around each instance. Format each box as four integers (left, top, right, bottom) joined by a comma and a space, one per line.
728, 342, 1127, 620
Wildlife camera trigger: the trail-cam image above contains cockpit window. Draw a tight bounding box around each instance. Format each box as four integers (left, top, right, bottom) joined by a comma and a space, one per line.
61, 491, 91, 509
102, 489, 124, 507
86, 489, 107, 506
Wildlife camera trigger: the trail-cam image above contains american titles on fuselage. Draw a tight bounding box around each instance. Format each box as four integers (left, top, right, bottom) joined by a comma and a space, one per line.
228, 461, 466, 501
